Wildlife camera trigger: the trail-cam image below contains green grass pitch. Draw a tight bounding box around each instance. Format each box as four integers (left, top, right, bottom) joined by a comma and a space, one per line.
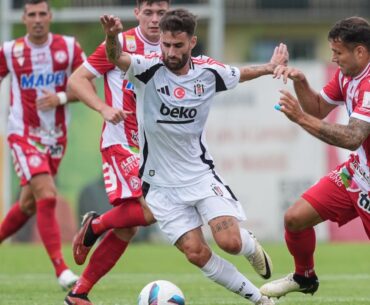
0, 242, 369, 305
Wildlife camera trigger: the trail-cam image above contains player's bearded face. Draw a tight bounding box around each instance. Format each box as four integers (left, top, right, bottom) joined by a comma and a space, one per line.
330, 40, 363, 77
161, 32, 195, 73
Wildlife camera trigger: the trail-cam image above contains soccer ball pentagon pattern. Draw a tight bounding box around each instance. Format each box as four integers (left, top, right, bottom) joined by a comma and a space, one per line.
138, 280, 185, 305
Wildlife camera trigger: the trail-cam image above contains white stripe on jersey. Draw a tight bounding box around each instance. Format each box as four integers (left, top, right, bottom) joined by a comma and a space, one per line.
13, 143, 32, 181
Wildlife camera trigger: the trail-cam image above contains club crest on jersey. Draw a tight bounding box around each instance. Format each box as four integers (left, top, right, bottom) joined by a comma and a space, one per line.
194, 80, 205, 97
174, 87, 186, 99
129, 176, 141, 191
54, 50, 67, 64
211, 183, 224, 196
125, 35, 137, 52
28, 155, 42, 168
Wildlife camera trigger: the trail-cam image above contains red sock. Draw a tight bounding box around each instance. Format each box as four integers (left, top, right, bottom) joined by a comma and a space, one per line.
0, 202, 30, 241
91, 199, 147, 235
36, 197, 68, 277
73, 230, 129, 294
285, 227, 316, 277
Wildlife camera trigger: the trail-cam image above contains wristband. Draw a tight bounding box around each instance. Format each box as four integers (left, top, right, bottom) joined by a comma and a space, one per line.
56, 92, 68, 105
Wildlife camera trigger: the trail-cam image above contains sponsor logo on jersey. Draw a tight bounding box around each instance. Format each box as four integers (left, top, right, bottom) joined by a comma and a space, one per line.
157, 85, 170, 96
124, 80, 135, 91
20, 71, 66, 89
120, 155, 139, 175
158, 103, 197, 124
49, 144, 64, 159
357, 192, 370, 214
125, 35, 137, 52
194, 80, 204, 97
54, 50, 67, 63
174, 87, 186, 99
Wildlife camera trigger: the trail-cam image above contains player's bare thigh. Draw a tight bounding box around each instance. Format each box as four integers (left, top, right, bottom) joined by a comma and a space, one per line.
209, 215, 241, 254
284, 197, 323, 232
175, 227, 212, 267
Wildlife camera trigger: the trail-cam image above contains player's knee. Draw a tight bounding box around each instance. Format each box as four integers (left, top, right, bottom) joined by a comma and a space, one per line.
184, 245, 211, 267
217, 235, 242, 254
19, 200, 36, 216
284, 209, 305, 232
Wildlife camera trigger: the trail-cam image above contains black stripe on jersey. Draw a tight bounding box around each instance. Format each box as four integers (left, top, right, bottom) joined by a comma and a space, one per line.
199, 135, 215, 170
139, 132, 149, 178
212, 172, 238, 201
142, 181, 151, 199
204, 68, 227, 92
135, 63, 164, 84
157, 119, 195, 124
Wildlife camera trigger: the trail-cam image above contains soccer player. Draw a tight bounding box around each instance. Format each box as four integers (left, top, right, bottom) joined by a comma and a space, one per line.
64, 1, 170, 305
101, 9, 289, 305
0, 0, 85, 289
260, 17, 370, 298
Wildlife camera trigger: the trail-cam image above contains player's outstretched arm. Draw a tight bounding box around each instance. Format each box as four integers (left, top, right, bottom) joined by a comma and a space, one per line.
101, 14, 131, 72
273, 65, 335, 119
68, 65, 128, 124
276, 89, 370, 150
239, 43, 289, 82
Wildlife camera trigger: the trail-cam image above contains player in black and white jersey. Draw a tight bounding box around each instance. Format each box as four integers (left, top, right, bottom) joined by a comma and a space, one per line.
101, 9, 288, 305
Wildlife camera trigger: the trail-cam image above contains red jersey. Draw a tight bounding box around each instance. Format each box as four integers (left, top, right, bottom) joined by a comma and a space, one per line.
0, 33, 85, 145
320, 63, 370, 190
83, 26, 161, 152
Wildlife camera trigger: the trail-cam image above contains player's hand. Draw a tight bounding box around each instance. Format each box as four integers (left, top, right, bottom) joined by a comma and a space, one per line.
100, 15, 123, 37
270, 43, 289, 68
100, 105, 133, 124
273, 65, 305, 84
276, 89, 305, 123
36, 89, 60, 111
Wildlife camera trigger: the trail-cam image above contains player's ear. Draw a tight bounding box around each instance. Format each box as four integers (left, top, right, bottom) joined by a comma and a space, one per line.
190, 35, 197, 50
134, 7, 140, 21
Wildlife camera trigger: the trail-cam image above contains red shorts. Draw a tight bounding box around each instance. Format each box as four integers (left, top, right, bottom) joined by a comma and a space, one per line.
303, 162, 370, 238
8, 134, 66, 186
101, 144, 142, 205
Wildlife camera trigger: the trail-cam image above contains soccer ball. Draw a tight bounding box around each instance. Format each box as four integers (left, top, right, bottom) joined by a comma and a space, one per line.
138, 280, 185, 305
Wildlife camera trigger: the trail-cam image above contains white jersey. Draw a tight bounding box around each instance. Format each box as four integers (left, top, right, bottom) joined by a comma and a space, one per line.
126, 54, 240, 186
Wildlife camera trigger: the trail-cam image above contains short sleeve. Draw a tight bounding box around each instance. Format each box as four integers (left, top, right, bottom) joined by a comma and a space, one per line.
320, 68, 345, 105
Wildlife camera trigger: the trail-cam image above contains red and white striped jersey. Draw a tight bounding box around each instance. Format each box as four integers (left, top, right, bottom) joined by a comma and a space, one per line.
84, 26, 161, 153
0, 33, 85, 145
320, 63, 370, 190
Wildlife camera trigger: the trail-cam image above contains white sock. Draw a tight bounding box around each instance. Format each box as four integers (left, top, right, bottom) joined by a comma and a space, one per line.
238, 228, 256, 257
201, 252, 261, 303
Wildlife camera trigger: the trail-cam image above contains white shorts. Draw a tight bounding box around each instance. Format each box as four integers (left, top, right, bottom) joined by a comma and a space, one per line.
143, 174, 246, 244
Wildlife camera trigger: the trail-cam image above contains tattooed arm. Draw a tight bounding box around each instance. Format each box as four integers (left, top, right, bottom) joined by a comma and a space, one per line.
239, 43, 289, 82
278, 89, 370, 150
100, 15, 131, 71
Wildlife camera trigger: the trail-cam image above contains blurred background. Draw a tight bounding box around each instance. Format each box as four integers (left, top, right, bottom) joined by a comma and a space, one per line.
0, 0, 369, 244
